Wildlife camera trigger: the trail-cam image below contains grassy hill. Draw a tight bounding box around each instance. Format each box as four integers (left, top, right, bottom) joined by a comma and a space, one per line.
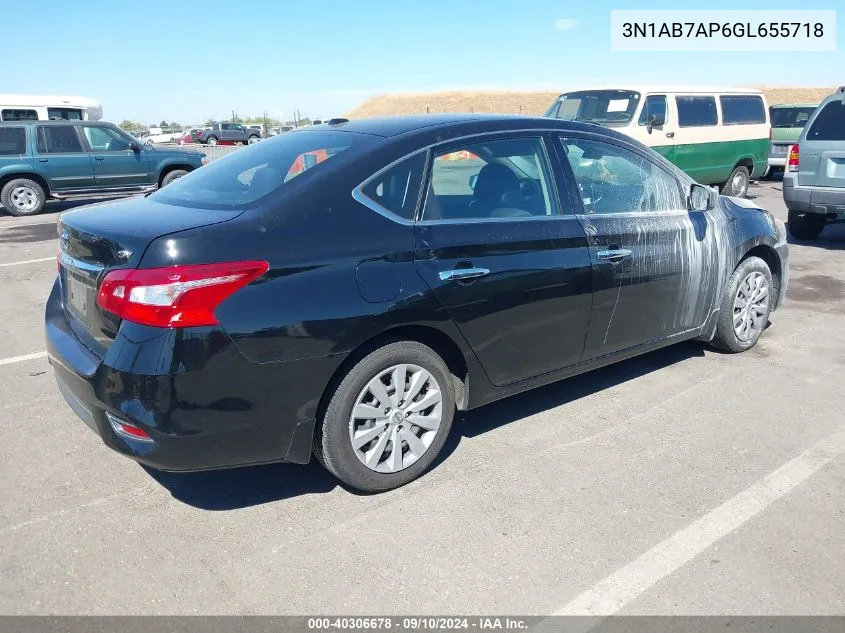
344, 87, 837, 118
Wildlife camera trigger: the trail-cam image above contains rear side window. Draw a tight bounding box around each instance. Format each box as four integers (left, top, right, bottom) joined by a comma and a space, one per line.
0, 127, 27, 155
2, 109, 38, 121
720, 96, 766, 125
151, 130, 377, 210
676, 96, 718, 127
359, 152, 426, 221
36, 125, 84, 153
47, 108, 82, 121
806, 101, 845, 141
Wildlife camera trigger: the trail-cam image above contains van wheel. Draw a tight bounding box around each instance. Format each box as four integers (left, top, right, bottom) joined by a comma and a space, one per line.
721, 166, 750, 197
1, 178, 46, 216
788, 210, 825, 240
160, 169, 189, 188
711, 256, 773, 353
316, 340, 455, 492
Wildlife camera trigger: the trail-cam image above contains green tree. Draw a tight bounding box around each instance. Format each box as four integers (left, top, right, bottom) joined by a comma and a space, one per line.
119, 120, 145, 134
159, 120, 168, 128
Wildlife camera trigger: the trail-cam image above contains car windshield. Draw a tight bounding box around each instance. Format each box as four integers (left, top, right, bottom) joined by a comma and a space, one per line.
151, 130, 377, 210
546, 90, 641, 126
770, 106, 817, 128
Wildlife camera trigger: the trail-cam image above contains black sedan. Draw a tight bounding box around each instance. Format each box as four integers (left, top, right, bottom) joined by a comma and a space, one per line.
47, 114, 789, 492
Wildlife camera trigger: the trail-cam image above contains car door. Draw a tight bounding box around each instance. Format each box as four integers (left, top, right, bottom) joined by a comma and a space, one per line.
35, 124, 95, 191
556, 134, 709, 359
219, 123, 234, 142
634, 94, 675, 164
81, 124, 150, 187
413, 134, 593, 387
671, 95, 722, 184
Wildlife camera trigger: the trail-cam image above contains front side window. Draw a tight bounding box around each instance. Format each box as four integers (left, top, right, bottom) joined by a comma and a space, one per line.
676, 96, 718, 127
547, 90, 641, 127
2, 109, 38, 121
720, 96, 766, 125
806, 101, 845, 141
770, 106, 816, 129
560, 137, 684, 214
360, 152, 426, 221
422, 137, 557, 221
151, 130, 376, 210
0, 127, 27, 155
638, 95, 668, 126
36, 125, 84, 153
83, 125, 132, 151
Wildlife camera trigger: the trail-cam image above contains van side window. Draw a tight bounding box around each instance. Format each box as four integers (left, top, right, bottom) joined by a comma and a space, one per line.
720, 96, 766, 125
2, 109, 38, 122
676, 96, 717, 127
805, 101, 845, 141
638, 95, 667, 126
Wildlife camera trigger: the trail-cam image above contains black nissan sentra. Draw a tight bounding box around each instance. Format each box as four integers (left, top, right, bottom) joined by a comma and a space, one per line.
46, 115, 789, 492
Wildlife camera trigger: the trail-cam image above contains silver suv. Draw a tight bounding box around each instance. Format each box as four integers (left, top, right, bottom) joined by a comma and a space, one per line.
783, 87, 845, 240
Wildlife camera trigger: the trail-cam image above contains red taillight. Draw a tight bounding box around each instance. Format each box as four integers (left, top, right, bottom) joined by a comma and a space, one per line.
788, 144, 800, 172
96, 261, 269, 328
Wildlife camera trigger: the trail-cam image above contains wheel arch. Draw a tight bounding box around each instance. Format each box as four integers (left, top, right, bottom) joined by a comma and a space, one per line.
739, 243, 782, 309
157, 164, 194, 187
0, 172, 51, 196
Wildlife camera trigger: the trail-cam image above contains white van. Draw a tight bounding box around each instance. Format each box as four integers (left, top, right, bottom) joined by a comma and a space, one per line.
544, 85, 770, 197
0, 94, 103, 123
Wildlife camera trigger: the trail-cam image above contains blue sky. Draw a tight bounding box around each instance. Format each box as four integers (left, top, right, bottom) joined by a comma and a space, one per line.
0, 0, 840, 124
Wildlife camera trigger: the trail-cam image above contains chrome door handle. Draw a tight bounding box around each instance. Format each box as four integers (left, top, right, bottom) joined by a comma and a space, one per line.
596, 249, 633, 261
438, 267, 490, 282
665, 132, 675, 138
94, 156, 105, 161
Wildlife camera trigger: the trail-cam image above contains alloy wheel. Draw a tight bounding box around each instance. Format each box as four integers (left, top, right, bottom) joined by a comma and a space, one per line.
733, 271, 769, 342
348, 363, 443, 473
10, 186, 38, 212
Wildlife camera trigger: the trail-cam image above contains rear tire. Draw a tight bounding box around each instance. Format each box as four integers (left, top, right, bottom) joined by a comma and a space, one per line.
721, 165, 750, 197
248, 135, 260, 145
1, 178, 46, 216
317, 340, 455, 492
788, 210, 824, 240
160, 169, 189, 188
206, 136, 218, 146
711, 256, 773, 353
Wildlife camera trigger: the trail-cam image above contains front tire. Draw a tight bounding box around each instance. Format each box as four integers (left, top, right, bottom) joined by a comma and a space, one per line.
788, 210, 825, 240
711, 256, 773, 353
721, 165, 750, 197
1, 178, 46, 216
317, 341, 455, 492
160, 169, 189, 188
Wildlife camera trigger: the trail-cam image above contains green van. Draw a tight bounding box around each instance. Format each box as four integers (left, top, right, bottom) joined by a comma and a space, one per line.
768, 103, 819, 177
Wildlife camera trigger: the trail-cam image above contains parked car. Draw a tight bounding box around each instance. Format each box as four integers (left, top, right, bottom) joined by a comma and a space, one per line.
0, 120, 206, 216
178, 128, 202, 145
46, 114, 789, 492
544, 85, 771, 197
767, 103, 819, 177
783, 87, 845, 239
196, 122, 261, 146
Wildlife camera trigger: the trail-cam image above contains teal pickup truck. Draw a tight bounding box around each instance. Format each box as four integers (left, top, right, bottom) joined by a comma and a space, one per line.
0, 120, 207, 216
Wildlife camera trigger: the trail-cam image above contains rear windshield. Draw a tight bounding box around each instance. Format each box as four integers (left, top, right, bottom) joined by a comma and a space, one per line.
545, 90, 641, 126
805, 101, 845, 141
770, 106, 817, 128
151, 130, 377, 209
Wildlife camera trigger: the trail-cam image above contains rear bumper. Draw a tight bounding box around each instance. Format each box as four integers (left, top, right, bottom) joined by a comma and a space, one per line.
767, 157, 786, 168
783, 175, 845, 220
45, 278, 338, 472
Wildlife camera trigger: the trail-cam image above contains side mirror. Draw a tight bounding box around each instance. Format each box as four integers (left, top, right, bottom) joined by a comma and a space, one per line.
469, 174, 478, 190
129, 141, 141, 153
689, 183, 716, 211
646, 113, 665, 131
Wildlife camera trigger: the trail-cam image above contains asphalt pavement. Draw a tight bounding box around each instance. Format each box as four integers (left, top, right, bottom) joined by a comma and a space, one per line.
0, 182, 843, 615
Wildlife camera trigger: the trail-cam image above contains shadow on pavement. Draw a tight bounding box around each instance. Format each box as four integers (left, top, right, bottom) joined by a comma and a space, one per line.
787, 222, 845, 251
0, 221, 59, 244
146, 341, 706, 510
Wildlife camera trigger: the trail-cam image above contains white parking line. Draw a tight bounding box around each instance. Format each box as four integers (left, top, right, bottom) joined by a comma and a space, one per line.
0, 257, 55, 268
0, 351, 48, 366
553, 423, 845, 616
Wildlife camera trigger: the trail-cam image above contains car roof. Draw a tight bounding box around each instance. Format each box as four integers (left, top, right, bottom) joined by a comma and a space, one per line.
0, 120, 111, 126
307, 113, 597, 138
551, 85, 764, 97
770, 103, 819, 109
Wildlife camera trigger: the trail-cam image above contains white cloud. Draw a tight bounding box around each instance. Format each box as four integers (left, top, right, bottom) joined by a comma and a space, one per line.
554, 18, 580, 31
